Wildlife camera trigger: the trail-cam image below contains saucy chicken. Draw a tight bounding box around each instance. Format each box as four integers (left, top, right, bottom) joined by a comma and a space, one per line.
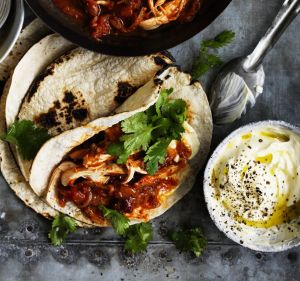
56, 125, 191, 223
53, 0, 201, 39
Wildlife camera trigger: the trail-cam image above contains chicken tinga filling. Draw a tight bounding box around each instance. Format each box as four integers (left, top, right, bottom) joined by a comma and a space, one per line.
53, 89, 199, 222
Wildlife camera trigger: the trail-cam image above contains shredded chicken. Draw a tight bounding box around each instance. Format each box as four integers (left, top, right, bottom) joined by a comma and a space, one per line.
69, 148, 91, 160
124, 157, 147, 183
51, 161, 78, 188
139, 0, 188, 30
61, 163, 126, 186
83, 153, 114, 168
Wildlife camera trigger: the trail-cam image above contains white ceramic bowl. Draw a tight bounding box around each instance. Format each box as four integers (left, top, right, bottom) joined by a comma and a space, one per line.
0, 0, 24, 64
204, 120, 300, 252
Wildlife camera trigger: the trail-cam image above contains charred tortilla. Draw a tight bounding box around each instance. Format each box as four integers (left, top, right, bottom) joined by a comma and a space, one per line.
0, 21, 91, 226
0, 22, 212, 228
0, 20, 171, 225
30, 67, 213, 226
17, 49, 173, 136
5, 33, 173, 181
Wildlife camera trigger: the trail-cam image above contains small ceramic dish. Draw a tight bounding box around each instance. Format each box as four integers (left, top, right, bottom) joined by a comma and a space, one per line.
0, 0, 11, 29
204, 120, 300, 252
0, 0, 24, 63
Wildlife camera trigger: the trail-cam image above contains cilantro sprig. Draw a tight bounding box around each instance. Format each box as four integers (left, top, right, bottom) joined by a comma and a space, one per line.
0, 120, 51, 160
48, 210, 206, 256
144, 138, 170, 174
100, 205, 130, 236
48, 214, 77, 246
124, 222, 153, 253
107, 88, 187, 175
170, 227, 207, 257
100, 205, 153, 253
191, 30, 235, 79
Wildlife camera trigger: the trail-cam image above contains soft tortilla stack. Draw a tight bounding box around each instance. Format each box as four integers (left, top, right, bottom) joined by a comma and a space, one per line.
0, 19, 212, 227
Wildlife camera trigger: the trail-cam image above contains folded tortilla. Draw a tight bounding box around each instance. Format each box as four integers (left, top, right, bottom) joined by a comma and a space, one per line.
0, 20, 171, 225
0, 20, 91, 226
29, 66, 213, 226
17, 49, 174, 136
5, 33, 173, 181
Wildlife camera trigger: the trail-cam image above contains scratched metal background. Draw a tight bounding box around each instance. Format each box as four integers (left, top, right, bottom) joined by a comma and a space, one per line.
0, 1, 300, 280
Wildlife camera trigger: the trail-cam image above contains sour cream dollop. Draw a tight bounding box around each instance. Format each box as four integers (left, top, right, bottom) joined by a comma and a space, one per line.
204, 122, 300, 251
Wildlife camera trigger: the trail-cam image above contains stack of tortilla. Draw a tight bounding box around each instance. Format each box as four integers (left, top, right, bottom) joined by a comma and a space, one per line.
0, 20, 212, 227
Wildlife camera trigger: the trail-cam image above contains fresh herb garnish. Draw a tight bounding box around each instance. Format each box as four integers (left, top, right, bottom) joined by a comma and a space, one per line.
121, 112, 154, 153
100, 205, 130, 236
107, 88, 187, 175
100, 205, 153, 253
191, 30, 235, 79
144, 138, 171, 175
48, 214, 77, 246
170, 227, 207, 257
0, 120, 51, 160
106, 142, 130, 164
124, 222, 153, 253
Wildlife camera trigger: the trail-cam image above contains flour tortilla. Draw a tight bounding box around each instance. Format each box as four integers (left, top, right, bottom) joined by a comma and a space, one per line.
0, 84, 91, 227
0, 21, 90, 226
30, 73, 163, 197
30, 66, 213, 226
17, 49, 173, 136
5, 34, 172, 181
0, 87, 56, 219
4, 33, 75, 181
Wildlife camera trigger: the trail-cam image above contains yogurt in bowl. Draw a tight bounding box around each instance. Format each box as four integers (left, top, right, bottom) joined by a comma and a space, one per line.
204, 121, 300, 252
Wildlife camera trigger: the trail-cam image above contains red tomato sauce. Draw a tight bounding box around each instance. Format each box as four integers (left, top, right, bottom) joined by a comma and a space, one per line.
52, 0, 201, 40
56, 125, 191, 222
53, 0, 85, 20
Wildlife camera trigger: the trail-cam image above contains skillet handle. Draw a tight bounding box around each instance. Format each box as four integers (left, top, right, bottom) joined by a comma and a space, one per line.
243, 0, 300, 72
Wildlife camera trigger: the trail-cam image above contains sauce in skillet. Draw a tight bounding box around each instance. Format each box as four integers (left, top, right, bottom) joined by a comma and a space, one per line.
52, 0, 202, 40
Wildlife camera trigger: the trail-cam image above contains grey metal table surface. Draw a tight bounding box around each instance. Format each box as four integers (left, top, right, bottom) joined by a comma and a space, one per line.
0, 1, 300, 281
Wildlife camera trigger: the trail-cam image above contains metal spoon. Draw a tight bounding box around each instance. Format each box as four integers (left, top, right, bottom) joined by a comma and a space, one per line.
0, 0, 11, 29
210, 0, 300, 125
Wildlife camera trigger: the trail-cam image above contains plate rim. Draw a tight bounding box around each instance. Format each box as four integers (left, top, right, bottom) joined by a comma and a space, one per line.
0, 0, 24, 64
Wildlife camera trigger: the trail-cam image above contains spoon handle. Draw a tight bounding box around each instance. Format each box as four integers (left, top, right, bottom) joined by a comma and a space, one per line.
243, 0, 300, 72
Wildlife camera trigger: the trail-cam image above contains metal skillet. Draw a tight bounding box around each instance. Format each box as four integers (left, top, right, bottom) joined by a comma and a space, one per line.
25, 0, 232, 56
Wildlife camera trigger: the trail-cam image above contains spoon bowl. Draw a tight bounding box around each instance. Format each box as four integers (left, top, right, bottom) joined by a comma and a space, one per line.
210, 58, 265, 125
210, 0, 300, 125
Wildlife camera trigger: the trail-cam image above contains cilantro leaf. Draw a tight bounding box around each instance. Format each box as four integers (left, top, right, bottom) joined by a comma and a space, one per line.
99, 206, 153, 253
121, 126, 153, 152
155, 88, 173, 117
161, 99, 187, 126
191, 30, 235, 79
106, 89, 187, 175
170, 227, 207, 257
106, 142, 130, 164
99, 205, 130, 236
192, 54, 223, 79
121, 112, 148, 134
0, 120, 51, 160
124, 222, 153, 253
202, 30, 235, 49
48, 214, 77, 246
152, 118, 173, 137
144, 138, 171, 175
106, 142, 124, 157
